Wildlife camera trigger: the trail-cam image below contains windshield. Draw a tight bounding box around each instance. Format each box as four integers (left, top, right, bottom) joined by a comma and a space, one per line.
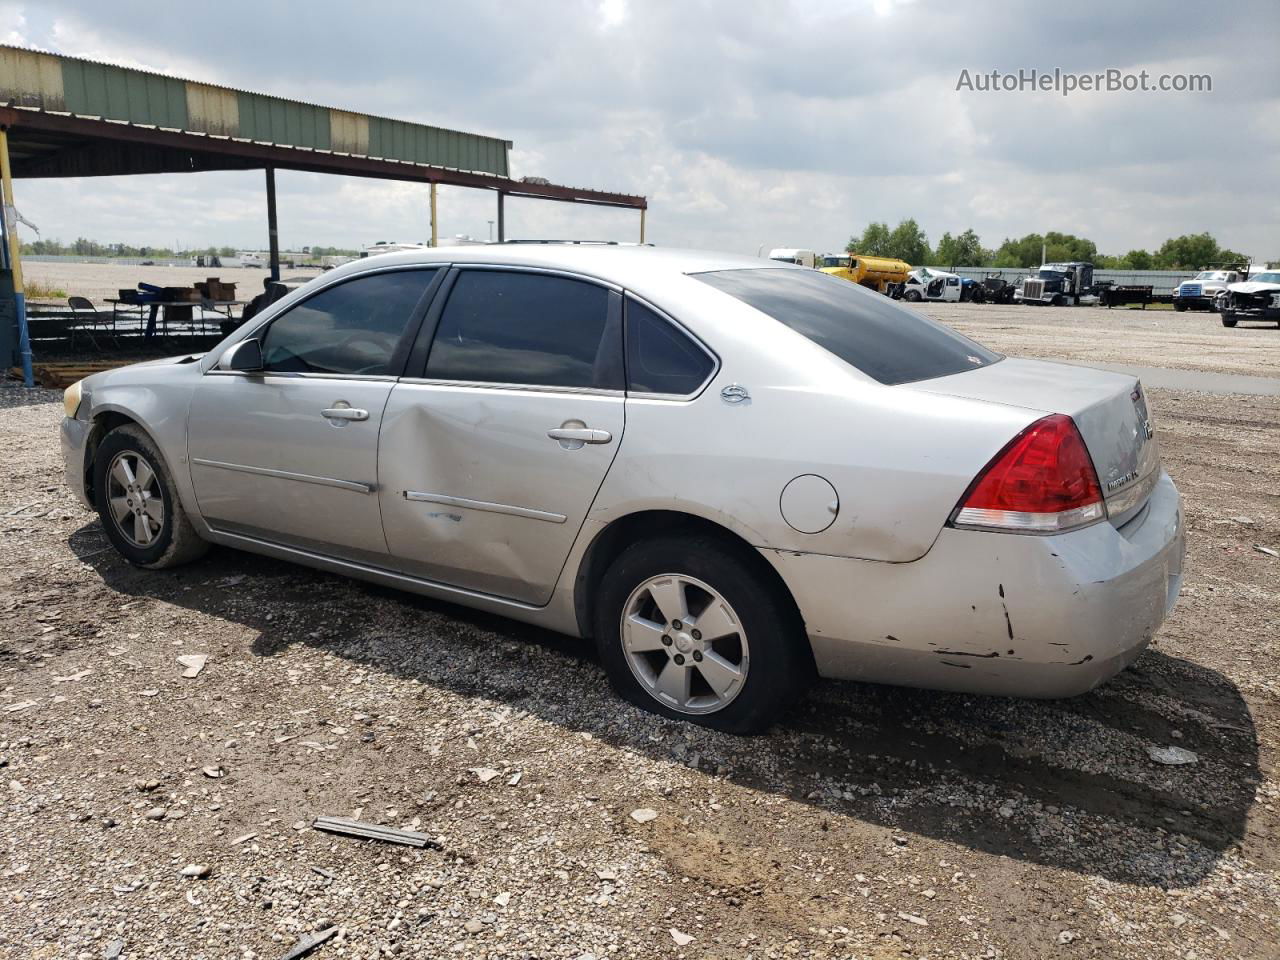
1251, 272, 1280, 284
694, 268, 1000, 386
822, 256, 851, 268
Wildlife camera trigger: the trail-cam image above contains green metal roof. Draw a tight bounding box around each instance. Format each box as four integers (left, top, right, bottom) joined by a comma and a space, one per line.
0, 44, 511, 176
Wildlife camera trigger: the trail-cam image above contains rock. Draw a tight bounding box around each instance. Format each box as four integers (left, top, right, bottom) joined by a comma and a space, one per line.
1230, 516, 1254, 525
104, 940, 125, 959
493, 891, 511, 908
998, 805, 1014, 818
630, 808, 658, 824
1057, 930, 1078, 944
469, 767, 499, 784
144, 807, 166, 820
1148, 745, 1198, 765
596, 869, 618, 881
669, 928, 695, 946
177, 654, 208, 678
898, 912, 928, 926
463, 919, 485, 934
202, 765, 225, 779
1253, 545, 1279, 559
180, 863, 211, 878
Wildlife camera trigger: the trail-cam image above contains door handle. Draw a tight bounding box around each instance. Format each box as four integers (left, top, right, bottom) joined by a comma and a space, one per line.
322, 406, 369, 421
547, 427, 612, 444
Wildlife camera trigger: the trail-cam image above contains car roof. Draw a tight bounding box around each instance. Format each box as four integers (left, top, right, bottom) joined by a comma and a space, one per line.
323, 244, 789, 287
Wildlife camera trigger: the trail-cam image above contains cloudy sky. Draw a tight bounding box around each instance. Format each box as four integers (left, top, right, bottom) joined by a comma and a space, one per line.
3, 0, 1278, 259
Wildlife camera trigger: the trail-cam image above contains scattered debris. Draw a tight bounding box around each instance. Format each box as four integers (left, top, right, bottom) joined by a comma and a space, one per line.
231, 832, 257, 845
898, 912, 929, 926
177, 654, 208, 678
311, 866, 337, 880
596, 868, 618, 881
311, 816, 442, 849
670, 928, 695, 946
1147, 745, 1199, 766
630, 808, 658, 824
53, 669, 91, 683
202, 765, 225, 779
463, 918, 485, 934
494, 891, 511, 908
1254, 545, 1279, 559
144, 807, 166, 821
103, 940, 125, 959
278, 925, 338, 960
180, 863, 211, 878
469, 767, 500, 784
3, 700, 37, 712
1058, 930, 1078, 944
507, 771, 522, 786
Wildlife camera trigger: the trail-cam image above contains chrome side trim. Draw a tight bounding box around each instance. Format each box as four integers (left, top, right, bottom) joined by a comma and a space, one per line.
191, 458, 373, 494
395, 378, 624, 398
403, 490, 567, 524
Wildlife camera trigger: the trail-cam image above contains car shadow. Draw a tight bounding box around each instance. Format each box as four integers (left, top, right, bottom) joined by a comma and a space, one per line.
72, 528, 1263, 889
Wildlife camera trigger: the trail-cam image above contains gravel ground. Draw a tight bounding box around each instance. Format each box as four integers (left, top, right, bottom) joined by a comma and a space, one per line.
24, 262, 319, 305
1, 337, 1278, 958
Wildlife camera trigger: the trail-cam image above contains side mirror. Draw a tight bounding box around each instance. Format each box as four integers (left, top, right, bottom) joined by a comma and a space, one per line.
217, 339, 264, 372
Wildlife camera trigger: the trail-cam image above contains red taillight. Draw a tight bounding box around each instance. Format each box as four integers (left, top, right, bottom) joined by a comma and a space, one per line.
952, 414, 1105, 533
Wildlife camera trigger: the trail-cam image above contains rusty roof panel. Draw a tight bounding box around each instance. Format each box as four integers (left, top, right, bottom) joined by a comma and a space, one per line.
0, 43, 510, 176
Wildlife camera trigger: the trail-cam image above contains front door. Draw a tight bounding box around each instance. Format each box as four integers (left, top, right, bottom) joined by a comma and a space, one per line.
379, 268, 625, 605
187, 267, 440, 560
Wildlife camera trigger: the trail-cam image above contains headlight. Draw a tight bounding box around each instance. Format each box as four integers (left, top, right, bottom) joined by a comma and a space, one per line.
63, 380, 84, 418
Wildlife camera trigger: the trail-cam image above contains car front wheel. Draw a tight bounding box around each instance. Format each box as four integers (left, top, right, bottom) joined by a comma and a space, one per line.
93, 424, 208, 569
594, 535, 812, 733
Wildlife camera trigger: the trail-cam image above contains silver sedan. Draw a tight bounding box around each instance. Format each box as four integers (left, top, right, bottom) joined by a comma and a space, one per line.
60, 246, 1185, 732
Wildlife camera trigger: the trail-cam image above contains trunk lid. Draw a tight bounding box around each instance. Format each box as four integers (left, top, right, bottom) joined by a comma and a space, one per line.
908, 357, 1161, 524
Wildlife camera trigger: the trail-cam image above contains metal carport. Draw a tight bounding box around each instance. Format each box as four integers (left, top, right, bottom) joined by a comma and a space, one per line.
0, 45, 648, 385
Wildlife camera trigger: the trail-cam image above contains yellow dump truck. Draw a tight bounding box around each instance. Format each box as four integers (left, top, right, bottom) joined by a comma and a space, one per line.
820, 254, 911, 294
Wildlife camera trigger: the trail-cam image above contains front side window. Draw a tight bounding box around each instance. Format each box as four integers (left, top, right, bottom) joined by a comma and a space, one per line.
260, 269, 437, 375
625, 298, 714, 395
426, 270, 620, 390
695, 268, 1000, 386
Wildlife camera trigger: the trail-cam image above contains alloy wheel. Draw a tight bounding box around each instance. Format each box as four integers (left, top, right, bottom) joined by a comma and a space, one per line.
106, 450, 164, 548
620, 573, 750, 715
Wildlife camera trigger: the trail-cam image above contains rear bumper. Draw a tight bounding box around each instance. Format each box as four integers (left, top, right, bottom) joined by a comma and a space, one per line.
60, 416, 93, 509
761, 470, 1184, 698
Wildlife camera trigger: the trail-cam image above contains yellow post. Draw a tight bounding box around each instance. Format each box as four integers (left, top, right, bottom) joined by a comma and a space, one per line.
0, 127, 34, 387
639, 207, 646, 244
430, 181, 438, 247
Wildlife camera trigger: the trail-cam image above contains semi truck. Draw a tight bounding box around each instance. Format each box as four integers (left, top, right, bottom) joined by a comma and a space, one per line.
820, 254, 911, 294
768, 248, 817, 268
1018, 262, 1095, 306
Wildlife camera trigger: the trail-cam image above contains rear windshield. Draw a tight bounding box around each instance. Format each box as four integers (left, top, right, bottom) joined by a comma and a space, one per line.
694, 268, 1000, 385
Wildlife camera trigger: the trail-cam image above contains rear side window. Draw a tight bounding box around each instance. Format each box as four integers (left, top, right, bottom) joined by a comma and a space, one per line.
625, 298, 714, 395
261, 269, 437, 376
695, 268, 1000, 385
426, 271, 621, 390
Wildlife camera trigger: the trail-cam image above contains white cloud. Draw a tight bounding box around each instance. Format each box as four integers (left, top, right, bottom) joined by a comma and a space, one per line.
7, 0, 1280, 260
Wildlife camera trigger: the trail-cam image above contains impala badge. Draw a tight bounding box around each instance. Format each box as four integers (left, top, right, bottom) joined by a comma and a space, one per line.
720, 384, 750, 404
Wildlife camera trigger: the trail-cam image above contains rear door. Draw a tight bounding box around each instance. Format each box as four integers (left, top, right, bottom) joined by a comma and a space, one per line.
378, 267, 625, 604
187, 267, 440, 560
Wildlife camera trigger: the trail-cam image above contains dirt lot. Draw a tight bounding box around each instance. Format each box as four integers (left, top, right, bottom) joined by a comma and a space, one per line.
24, 261, 319, 305
1, 319, 1278, 958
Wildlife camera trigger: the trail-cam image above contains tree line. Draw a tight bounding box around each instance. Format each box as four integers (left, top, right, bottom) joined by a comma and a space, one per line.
20, 238, 360, 259
846, 222, 1257, 271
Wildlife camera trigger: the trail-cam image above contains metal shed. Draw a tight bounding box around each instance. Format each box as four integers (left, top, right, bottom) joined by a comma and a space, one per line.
0, 44, 649, 383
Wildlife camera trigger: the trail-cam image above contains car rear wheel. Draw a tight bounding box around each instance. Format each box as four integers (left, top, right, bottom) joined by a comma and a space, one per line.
594, 535, 811, 733
904, 289, 922, 302
93, 424, 208, 569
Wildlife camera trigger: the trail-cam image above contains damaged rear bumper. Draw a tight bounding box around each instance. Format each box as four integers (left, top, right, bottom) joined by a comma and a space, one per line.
761, 470, 1184, 699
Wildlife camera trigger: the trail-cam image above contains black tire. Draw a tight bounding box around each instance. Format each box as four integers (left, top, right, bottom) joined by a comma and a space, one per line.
593, 535, 812, 734
93, 424, 208, 569
1051, 294, 1066, 306
1221, 313, 1238, 328
904, 289, 922, 303
1173, 301, 1187, 312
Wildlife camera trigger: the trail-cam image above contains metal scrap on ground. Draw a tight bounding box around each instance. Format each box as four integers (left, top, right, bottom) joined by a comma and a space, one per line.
311, 816, 442, 849
279, 925, 338, 960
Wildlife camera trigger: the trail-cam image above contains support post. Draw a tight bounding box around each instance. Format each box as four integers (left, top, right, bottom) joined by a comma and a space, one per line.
265, 166, 280, 282
639, 208, 646, 244
496, 190, 505, 243
0, 127, 34, 388
430, 181, 438, 247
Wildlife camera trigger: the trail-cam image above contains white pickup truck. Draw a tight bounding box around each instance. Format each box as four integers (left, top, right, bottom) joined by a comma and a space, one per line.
1216, 270, 1280, 327
1172, 269, 1242, 311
